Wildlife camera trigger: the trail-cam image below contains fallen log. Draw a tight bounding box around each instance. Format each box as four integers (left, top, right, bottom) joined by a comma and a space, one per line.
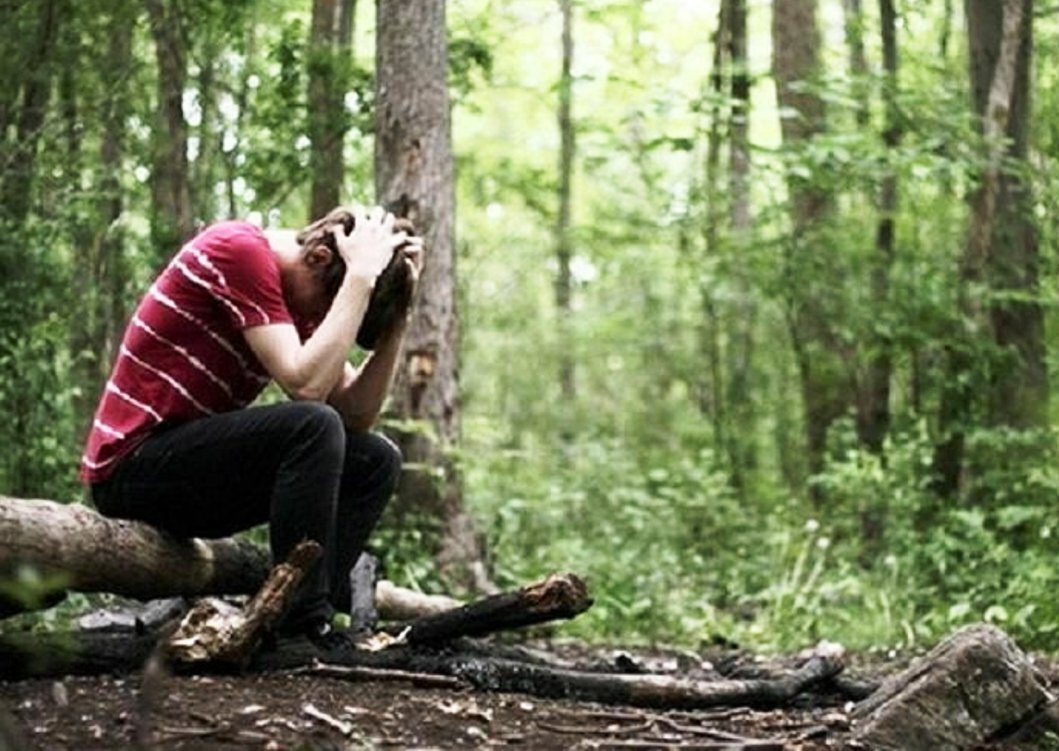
0, 572, 589, 680
254, 640, 846, 710
0, 496, 267, 615
0, 496, 458, 622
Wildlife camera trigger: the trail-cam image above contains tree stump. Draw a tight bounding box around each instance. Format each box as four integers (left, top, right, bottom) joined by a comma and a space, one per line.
852, 623, 1051, 750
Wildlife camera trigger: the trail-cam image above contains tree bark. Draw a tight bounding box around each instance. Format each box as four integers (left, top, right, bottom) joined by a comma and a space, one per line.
143, 0, 194, 262
772, 0, 847, 490
389, 573, 590, 645
308, 0, 355, 219
374, 0, 491, 593
855, 0, 899, 457
0, 0, 60, 228
0, 497, 269, 615
165, 541, 322, 668
725, 0, 758, 492
0, 496, 466, 622
555, 0, 576, 404
934, 0, 1033, 497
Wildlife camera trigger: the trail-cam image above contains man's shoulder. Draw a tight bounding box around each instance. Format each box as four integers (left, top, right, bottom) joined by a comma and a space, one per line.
194, 220, 270, 252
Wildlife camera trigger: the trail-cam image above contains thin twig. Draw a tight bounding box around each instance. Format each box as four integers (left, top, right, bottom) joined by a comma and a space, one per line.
537, 719, 652, 736
288, 660, 467, 689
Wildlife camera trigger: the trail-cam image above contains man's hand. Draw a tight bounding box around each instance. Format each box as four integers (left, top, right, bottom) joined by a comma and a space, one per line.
332, 206, 408, 281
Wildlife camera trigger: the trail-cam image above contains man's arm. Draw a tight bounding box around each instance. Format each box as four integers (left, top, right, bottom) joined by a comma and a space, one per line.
328, 317, 408, 431
245, 273, 372, 401
246, 207, 405, 401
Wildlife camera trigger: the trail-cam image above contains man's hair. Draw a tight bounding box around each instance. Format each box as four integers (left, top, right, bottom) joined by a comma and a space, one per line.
295, 206, 419, 350
296, 206, 356, 300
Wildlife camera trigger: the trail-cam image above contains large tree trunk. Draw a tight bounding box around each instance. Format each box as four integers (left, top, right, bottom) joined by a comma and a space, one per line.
555, 0, 576, 405
143, 0, 194, 262
374, 0, 491, 592
772, 0, 846, 490
933, 0, 1033, 496
308, 0, 355, 219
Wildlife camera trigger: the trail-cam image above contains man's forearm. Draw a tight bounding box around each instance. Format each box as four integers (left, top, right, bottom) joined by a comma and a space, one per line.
330, 321, 407, 431
291, 272, 374, 400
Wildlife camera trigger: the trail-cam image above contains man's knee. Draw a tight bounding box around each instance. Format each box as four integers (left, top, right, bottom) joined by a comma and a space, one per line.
345, 431, 403, 490
285, 401, 346, 466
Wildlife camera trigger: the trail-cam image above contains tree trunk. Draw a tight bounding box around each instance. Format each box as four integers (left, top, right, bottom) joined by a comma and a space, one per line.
842, 0, 870, 127
933, 0, 1033, 496
725, 0, 758, 491
143, 0, 193, 262
555, 0, 576, 405
772, 0, 846, 490
374, 0, 491, 592
0, 0, 60, 228
698, 0, 728, 451
974, 0, 1044, 430
856, 0, 900, 456
69, 1, 135, 439
308, 0, 355, 219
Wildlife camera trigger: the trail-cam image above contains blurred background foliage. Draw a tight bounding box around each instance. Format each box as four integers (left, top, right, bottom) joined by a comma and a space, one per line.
3, 0, 1059, 654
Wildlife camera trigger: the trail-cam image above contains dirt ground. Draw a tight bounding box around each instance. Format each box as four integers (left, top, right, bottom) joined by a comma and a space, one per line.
2, 670, 853, 750
1, 640, 863, 750
2, 640, 1055, 750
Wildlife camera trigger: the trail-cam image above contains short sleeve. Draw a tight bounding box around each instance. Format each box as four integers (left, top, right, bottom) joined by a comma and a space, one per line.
196, 222, 293, 330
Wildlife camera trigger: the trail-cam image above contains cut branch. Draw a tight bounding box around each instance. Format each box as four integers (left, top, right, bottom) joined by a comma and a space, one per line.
390, 572, 591, 644
165, 540, 322, 668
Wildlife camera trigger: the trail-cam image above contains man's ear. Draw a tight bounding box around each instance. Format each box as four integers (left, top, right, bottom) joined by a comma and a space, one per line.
304, 244, 333, 269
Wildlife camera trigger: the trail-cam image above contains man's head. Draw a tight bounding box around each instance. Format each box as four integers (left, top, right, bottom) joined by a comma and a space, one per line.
292, 206, 419, 349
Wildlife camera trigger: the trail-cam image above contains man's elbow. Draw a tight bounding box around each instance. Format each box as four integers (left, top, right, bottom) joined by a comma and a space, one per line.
343, 412, 376, 432
287, 379, 331, 403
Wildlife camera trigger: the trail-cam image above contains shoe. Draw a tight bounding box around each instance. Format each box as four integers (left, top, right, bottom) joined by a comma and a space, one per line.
305, 620, 356, 657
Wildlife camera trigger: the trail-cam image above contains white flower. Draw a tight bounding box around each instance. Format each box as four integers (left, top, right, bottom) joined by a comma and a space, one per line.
805, 519, 820, 533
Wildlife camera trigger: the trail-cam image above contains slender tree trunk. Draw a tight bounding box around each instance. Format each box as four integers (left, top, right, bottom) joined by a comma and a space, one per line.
699, 0, 728, 451
192, 27, 223, 223
143, 0, 193, 260
934, 0, 1032, 497
225, 25, 257, 220
941, 0, 954, 60
555, 0, 576, 403
772, 0, 846, 491
308, 0, 355, 219
0, 0, 60, 228
98, 2, 135, 399
842, 0, 869, 127
856, 0, 901, 562
375, 0, 492, 593
725, 0, 757, 490
856, 0, 900, 454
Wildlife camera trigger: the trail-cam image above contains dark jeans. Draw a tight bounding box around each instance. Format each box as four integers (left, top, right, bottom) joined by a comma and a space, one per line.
91, 401, 401, 630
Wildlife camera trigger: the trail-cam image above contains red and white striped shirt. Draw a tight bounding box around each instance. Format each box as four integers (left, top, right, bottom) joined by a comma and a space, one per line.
81, 221, 296, 483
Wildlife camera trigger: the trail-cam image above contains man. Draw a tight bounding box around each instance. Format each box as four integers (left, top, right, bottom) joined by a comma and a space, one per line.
81, 205, 422, 651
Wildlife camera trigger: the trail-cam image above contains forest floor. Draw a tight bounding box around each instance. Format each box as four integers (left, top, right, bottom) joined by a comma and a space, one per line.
2, 639, 1056, 750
